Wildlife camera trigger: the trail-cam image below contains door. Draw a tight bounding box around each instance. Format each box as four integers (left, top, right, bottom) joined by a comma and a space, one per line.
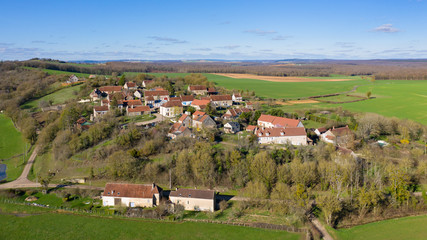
114, 198, 121, 206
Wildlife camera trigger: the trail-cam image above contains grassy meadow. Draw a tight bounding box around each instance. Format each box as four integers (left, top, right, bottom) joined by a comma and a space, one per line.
0, 114, 26, 160
21, 84, 82, 111
0, 203, 302, 240
329, 214, 427, 240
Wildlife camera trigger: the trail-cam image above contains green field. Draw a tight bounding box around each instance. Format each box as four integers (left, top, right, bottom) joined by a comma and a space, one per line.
330, 214, 427, 240
0, 205, 301, 240
0, 114, 26, 160
205, 74, 367, 99
23, 67, 93, 77
21, 84, 82, 111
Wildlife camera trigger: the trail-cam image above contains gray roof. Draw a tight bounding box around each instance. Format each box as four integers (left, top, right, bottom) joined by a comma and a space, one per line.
169, 188, 215, 200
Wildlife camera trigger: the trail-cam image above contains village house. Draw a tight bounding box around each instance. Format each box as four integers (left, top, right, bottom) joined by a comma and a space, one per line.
210, 95, 233, 108
191, 99, 211, 110
93, 105, 109, 119
169, 188, 216, 212
124, 99, 143, 109
67, 75, 79, 84
320, 126, 353, 146
222, 108, 251, 120
99, 86, 122, 94
314, 127, 327, 136
255, 127, 308, 145
180, 95, 194, 106
246, 125, 257, 133
224, 122, 240, 134
160, 100, 183, 118
207, 87, 218, 95
144, 90, 169, 102
126, 105, 151, 116
188, 85, 207, 95
192, 111, 216, 130
90, 89, 104, 101
178, 113, 192, 127
142, 80, 153, 88
168, 122, 192, 139
232, 93, 243, 102
123, 82, 137, 90
102, 183, 162, 208
257, 114, 304, 128
134, 90, 143, 99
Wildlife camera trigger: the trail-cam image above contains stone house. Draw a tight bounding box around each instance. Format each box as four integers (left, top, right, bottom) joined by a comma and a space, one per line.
188, 85, 207, 95
224, 122, 240, 134
99, 86, 122, 94
222, 108, 251, 120
320, 126, 353, 146
178, 114, 192, 127
67, 75, 79, 84
126, 106, 151, 116
168, 122, 192, 139
169, 188, 216, 212
255, 127, 307, 145
93, 105, 109, 118
210, 95, 233, 108
144, 90, 169, 102
102, 183, 162, 208
232, 93, 243, 102
192, 111, 216, 130
180, 95, 194, 106
160, 100, 183, 118
123, 82, 137, 90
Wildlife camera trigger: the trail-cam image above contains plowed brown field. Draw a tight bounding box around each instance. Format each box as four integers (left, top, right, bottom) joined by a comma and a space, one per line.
214, 73, 351, 82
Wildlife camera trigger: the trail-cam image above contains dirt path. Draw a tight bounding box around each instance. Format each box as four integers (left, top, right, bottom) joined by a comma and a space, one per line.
310, 217, 334, 240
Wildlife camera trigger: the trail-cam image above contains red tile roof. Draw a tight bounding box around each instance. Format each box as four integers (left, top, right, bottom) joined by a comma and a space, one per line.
210, 95, 232, 101
179, 114, 189, 122
256, 127, 306, 137
162, 100, 182, 108
180, 95, 194, 101
331, 126, 352, 136
100, 86, 122, 92
127, 106, 151, 112
258, 114, 301, 128
125, 82, 136, 88
102, 183, 161, 198
94, 106, 109, 112
207, 87, 217, 93
191, 99, 211, 106
189, 85, 207, 91
170, 97, 181, 101
170, 188, 215, 200
169, 122, 188, 134
246, 125, 257, 131
124, 99, 143, 106
193, 111, 206, 119
144, 90, 169, 97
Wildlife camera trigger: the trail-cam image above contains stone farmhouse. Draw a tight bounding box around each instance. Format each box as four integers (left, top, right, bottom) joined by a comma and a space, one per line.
210, 95, 233, 108
320, 126, 353, 146
93, 105, 109, 118
169, 188, 216, 212
255, 127, 307, 145
102, 183, 162, 208
168, 122, 192, 139
188, 85, 207, 95
126, 105, 151, 116
192, 111, 216, 129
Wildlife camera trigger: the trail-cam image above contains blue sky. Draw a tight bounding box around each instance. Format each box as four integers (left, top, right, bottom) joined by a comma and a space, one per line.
1, 0, 427, 60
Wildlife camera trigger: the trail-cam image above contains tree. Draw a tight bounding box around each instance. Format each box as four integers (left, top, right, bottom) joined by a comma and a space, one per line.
366, 91, 372, 99
205, 102, 217, 116
317, 194, 342, 226
250, 152, 276, 190
244, 181, 268, 199
118, 74, 126, 86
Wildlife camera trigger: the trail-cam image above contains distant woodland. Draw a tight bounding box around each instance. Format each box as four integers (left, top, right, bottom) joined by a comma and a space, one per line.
4, 58, 427, 80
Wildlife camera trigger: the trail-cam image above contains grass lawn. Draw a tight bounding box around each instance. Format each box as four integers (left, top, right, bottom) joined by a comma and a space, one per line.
21, 84, 82, 111
316, 94, 365, 102
0, 206, 302, 240
0, 114, 26, 160
329, 214, 427, 240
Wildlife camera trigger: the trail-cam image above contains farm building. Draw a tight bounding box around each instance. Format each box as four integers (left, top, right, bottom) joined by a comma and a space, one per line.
126, 106, 151, 116
102, 183, 162, 208
255, 127, 307, 145
169, 188, 216, 212
188, 85, 207, 95
210, 95, 233, 108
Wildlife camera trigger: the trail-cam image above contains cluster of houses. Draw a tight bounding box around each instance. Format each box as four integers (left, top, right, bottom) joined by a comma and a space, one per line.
88, 80, 353, 147
102, 183, 216, 212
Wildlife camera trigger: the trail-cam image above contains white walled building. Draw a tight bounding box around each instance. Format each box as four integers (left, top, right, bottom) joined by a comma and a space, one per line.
102, 183, 162, 208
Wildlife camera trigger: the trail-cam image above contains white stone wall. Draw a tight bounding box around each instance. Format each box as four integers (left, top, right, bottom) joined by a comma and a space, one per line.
102, 194, 160, 208
170, 196, 215, 212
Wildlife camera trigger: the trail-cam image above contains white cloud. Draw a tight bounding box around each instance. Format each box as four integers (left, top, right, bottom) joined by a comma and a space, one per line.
373, 24, 400, 33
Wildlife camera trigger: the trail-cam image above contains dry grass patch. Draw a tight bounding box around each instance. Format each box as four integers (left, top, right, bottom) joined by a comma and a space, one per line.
214, 73, 352, 82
